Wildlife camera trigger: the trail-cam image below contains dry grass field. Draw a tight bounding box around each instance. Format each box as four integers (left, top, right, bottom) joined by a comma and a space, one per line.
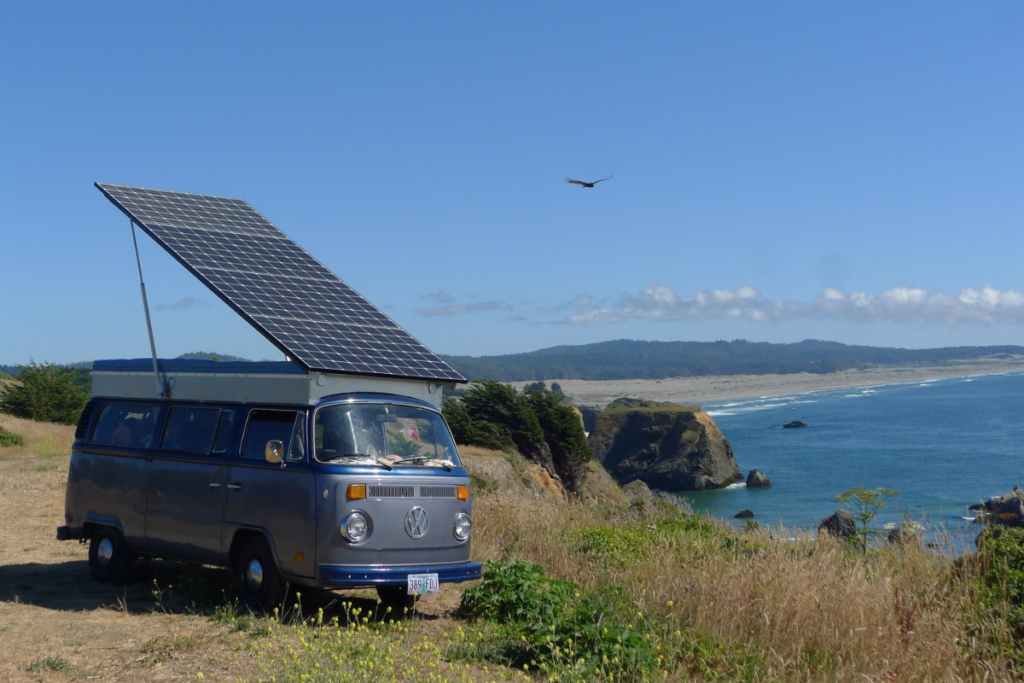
1, 414, 1021, 682
0, 415, 262, 681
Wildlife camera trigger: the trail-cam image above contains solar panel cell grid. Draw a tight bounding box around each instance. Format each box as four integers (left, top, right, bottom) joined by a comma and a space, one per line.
95, 183, 465, 383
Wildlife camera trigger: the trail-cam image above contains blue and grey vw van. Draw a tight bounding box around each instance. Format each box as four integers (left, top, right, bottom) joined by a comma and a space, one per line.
58, 359, 480, 609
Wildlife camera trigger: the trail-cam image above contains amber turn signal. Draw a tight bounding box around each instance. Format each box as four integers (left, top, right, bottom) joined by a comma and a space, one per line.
347, 484, 366, 500
457, 484, 469, 501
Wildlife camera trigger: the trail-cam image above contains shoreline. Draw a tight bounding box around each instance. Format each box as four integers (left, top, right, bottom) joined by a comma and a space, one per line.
512, 358, 1024, 408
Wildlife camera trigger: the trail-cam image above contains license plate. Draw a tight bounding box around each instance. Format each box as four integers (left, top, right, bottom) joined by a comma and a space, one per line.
407, 573, 439, 595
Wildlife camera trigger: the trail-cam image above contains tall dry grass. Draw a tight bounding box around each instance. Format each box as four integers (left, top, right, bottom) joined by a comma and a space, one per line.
470, 464, 1012, 682
0, 414, 75, 462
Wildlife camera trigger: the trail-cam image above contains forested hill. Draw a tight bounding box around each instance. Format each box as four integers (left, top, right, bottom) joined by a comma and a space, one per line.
442, 339, 1024, 382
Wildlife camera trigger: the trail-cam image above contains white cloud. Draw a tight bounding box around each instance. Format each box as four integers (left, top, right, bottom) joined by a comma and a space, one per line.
561, 283, 1024, 326
425, 290, 455, 304
155, 296, 202, 312
415, 301, 511, 317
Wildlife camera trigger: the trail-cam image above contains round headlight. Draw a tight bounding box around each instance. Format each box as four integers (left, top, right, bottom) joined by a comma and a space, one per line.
340, 512, 369, 543
453, 512, 471, 541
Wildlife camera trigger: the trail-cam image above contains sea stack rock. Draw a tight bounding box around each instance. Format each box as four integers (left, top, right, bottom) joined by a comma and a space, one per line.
782, 421, 807, 429
968, 486, 1024, 527
818, 510, 857, 539
735, 509, 754, 519
746, 469, 772, 488
588, 398, 743, 492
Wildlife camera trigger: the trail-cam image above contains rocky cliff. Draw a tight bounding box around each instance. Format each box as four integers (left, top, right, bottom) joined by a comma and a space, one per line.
588, 398, 742, 491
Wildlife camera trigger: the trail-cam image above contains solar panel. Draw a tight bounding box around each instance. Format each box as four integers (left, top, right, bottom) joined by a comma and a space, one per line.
95, 183, 466, 383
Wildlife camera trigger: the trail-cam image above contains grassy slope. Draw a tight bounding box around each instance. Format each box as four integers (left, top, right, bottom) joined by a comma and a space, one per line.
0, 415, 1019, 681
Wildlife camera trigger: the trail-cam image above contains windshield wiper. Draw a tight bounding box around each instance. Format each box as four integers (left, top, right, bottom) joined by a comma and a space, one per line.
395, 456, 453, 471
327, 453, 393, 470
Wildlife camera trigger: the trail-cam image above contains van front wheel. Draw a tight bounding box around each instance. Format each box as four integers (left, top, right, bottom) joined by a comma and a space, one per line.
235, 537, 287, 611
88, 526, 134, 584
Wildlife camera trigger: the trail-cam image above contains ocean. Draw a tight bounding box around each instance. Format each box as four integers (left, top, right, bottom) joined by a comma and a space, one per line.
678, 371, 1024, 551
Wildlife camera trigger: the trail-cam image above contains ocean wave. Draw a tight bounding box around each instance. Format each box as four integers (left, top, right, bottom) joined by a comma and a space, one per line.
725, 482, 746, 490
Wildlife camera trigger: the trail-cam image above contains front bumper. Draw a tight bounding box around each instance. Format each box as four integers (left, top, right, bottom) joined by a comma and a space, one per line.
317, 561, 482, 587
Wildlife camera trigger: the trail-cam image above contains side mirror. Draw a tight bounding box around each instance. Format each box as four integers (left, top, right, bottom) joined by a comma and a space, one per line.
265, 440, 284, 464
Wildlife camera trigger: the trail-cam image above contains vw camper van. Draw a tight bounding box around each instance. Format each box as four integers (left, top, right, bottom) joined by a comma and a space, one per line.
58, 359, 480, 609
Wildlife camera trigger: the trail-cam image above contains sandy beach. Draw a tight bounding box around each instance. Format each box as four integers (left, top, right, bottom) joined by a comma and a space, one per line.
511, 357, 1024, 408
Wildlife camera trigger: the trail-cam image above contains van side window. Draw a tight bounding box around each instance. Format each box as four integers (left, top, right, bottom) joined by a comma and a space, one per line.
211, 410, 236, 454
91, 404, 158, 448
243, 410, 305, 462
161, 407, 221, 454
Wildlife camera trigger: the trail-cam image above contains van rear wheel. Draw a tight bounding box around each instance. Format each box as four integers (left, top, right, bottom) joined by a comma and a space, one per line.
235, 537, 288, 611
88, 526, 134, 584
375, 584, 418, 614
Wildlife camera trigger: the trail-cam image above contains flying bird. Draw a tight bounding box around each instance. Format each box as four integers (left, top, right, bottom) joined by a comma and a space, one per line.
565, 174, 613, 188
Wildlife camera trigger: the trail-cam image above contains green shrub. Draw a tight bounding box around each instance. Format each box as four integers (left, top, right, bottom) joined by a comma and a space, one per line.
568, 514, 733, 567
0, 426, 25, 447
460, 559, 571, 623
0, 361, 88, 425
460, 560, 656, 680
974, 525, 1024, 638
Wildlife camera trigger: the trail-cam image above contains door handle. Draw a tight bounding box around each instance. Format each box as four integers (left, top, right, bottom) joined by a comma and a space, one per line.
226, 483, 243, 491
209, 482, 224, 489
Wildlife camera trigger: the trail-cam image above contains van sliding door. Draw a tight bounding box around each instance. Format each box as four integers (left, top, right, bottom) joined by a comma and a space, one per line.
145, 407, 229, 564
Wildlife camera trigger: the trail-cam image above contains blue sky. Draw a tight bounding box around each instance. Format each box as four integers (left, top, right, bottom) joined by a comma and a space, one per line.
3, 3, 1024, 365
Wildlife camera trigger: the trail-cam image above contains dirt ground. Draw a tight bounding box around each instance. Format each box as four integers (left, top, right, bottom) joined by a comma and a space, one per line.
0, 417, 466, 682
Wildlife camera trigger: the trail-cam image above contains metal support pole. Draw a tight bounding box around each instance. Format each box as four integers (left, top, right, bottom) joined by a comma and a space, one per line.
130, 219, 167, 396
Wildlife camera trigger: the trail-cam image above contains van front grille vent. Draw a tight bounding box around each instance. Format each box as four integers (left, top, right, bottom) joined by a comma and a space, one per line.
367, 485, 415, 499
420, 486, 457, 499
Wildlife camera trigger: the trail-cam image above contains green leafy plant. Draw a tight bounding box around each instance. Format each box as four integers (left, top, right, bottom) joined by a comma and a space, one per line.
460, 560, 656, 680
0, 425, 25, 447
835, 486, 898, 555
973, 525, 1024, 638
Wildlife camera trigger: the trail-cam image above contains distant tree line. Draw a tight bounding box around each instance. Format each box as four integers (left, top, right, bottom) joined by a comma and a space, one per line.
443, 380, 592, 492
442, 339, 1024, 382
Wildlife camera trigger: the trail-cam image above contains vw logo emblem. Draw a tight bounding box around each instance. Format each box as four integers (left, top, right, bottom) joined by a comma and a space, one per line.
405, 507, 429, 539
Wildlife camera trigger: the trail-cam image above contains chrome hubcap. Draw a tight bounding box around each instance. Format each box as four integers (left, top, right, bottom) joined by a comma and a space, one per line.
97, 537, 114, 567
245, 558, 264, 592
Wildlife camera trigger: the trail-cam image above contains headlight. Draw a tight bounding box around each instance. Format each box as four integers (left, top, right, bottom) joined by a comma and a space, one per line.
340, 512, 369, 543
453, 512, 471, 541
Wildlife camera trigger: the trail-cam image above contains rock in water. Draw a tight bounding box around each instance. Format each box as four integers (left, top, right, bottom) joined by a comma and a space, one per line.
968, 486, 1024, 526
818, 509, 857, 539
588, 399, 742, 492
746, 469, 772, 488
782, 421, 807, 429
735, 509, 754, 519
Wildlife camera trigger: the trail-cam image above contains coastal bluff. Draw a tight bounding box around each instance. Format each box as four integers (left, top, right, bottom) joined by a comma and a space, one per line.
588, 398, 742, 492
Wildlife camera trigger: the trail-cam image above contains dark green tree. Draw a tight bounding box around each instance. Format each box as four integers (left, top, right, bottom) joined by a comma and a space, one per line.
0, 361, 89, 425
524, 386, 592, 491
458, 381, 551, 469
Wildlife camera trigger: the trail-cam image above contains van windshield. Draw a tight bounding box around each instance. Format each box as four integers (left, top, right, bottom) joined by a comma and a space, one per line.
314, 403, 461, 467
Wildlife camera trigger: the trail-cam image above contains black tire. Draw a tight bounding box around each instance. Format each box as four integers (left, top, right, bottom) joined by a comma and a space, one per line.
375, 584, 418, 614
235, 537, 288, 611
88, 526, 134, 584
